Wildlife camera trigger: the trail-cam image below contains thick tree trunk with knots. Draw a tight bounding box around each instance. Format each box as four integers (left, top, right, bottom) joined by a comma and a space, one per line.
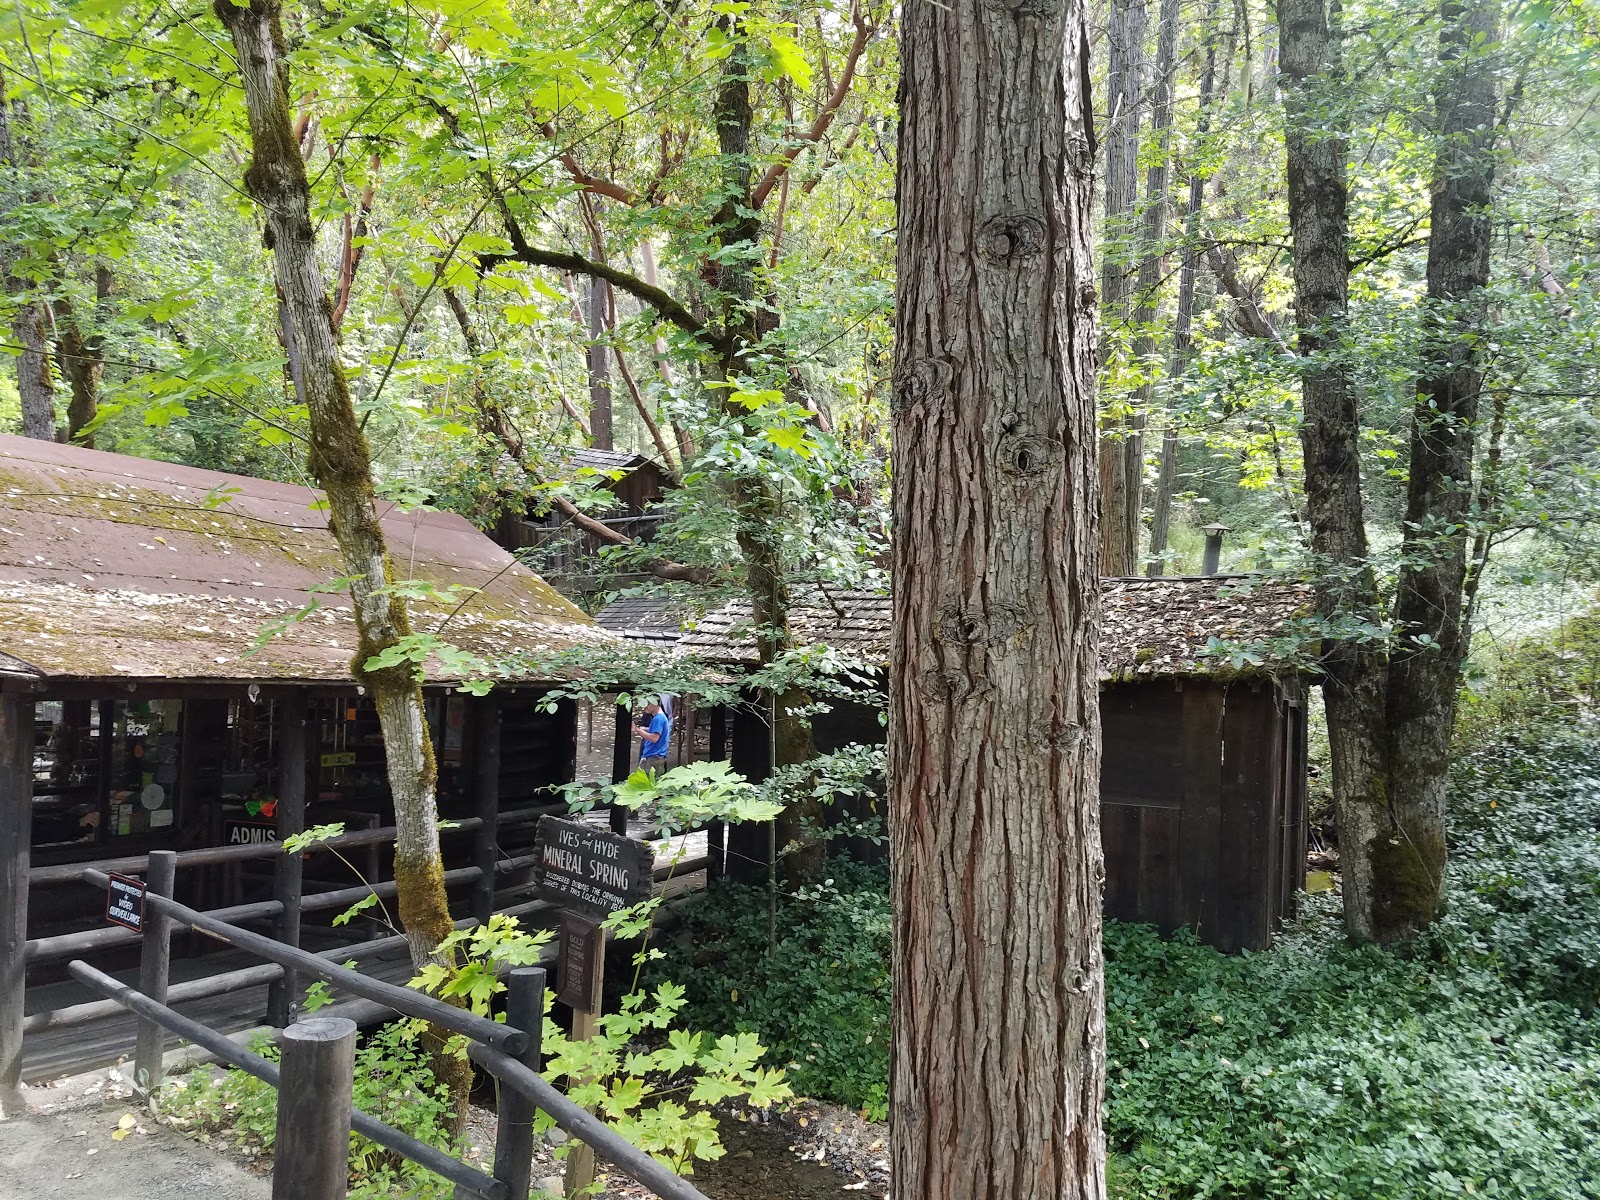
891, 0, 1105, 1193
213, 0, 455, 973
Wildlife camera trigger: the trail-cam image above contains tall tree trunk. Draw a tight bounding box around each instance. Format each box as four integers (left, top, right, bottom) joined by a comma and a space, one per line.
0, 79, 56, 442
891, 0, 1104, 1195
1148, 0, 1220, 575
1129, 0, 1180, 574
1280, 0, 1393, 942
712, 20, 822, 880
213, 1, 456, 974
587, 274, 614, 449
1098, 0, 1148, 576
1380, 0, 1501, 939
55, 266, 113, 446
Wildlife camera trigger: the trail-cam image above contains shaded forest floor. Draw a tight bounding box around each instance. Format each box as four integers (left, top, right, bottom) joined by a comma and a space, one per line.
662, 731, 1600, 1200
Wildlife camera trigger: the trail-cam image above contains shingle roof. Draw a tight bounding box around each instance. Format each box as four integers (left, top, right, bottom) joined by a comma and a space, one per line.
566, 448, 653, 474
678, 576, 1313, 680
0, 437, 612, 684
594, 595, 686, 646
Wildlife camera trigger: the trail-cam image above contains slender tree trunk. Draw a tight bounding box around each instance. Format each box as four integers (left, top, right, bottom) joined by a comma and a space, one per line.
1380, 0, 1501, 939
1098, 0, 1148, 576
213, 1, 456, 974
891, 0, 1104, 1194
1148, 0, 1220, 575
712, 20, 822, 880
587, 274, 614, 449
1280, 0, 1393, 942
1128, 0, 1179, 574
55, 266, 112, 446
0, 80, 56, 442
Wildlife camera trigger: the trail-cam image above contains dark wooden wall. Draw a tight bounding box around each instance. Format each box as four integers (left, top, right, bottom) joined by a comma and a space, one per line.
1100, 678, 1306, 952
723, 675, 1309, 952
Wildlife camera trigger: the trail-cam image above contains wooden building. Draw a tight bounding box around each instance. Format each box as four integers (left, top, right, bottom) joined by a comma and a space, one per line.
679, 576, 1313, 953
0, 437, 621, 1098
494, 448, 672, 595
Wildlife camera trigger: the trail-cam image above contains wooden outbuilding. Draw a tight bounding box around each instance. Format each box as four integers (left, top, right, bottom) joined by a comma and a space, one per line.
494, 449, 673, 595
679, 576, 1313, 953
0, 437, 624, 1097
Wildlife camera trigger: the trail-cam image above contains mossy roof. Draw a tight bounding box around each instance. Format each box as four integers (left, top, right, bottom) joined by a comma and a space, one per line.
0, 436, 611, 684
677, 576, 1314, 680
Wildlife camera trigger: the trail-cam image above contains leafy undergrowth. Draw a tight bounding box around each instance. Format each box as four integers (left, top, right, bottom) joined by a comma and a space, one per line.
664, 734, 1600, 1199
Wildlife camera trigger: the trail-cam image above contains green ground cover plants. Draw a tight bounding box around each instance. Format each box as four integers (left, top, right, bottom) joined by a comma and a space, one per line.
661, 734, 1600, 1198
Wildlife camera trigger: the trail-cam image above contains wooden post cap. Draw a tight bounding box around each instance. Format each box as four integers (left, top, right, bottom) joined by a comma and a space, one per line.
281, 1016, 357, 1044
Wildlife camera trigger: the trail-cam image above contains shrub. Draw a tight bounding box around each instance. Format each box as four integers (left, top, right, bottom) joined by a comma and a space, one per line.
653, 860, 892, 1119
664, 738, 1600, 1198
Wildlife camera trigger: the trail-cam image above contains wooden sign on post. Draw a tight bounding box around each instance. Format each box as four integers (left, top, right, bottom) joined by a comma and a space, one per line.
555, 911, 605, 1014
532, 816, 653, 919
105, 873, 147, 932
532, 815, 653, 1199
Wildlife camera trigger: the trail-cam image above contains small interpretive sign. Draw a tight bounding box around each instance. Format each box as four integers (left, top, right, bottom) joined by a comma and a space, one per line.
556, 911, 606, 1013
532, 816, 652, 919
106, 873, 147, 932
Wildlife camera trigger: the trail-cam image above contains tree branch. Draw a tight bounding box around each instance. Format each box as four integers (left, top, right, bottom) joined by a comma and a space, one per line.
1205, 241, 1293, 354
749, 10, 875, 210
481, 242, 723, 352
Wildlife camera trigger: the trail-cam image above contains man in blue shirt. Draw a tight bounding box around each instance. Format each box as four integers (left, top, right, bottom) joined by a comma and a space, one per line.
636, 699, 672, 770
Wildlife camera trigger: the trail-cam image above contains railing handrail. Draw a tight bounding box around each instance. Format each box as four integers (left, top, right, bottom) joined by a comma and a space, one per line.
30, 802, 563, 886
66, 960, 508, 1200
77, 866, 526, 1055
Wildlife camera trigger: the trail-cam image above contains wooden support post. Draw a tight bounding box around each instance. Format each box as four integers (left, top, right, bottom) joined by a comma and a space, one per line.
707, 705, 727, 882
610, 700, 631, 835
273, 1017, 357, 1200
268, 692, 307, 1028
488, 966, 546, 1200
472, 696, 502, 928
564, 1000, 602, 1198
134, 849, 177, 1095
0, 693, 33, 1116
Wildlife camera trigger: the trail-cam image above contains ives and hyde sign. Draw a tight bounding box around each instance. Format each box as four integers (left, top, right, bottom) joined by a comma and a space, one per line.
532, 816, 652, 919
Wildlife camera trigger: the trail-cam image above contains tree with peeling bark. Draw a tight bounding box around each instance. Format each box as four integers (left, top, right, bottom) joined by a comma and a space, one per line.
208, 0, 460, 1003
892, 0, 1104, 1194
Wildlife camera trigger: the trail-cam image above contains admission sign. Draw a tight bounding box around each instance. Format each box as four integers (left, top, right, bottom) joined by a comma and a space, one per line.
532, 816, 652, 919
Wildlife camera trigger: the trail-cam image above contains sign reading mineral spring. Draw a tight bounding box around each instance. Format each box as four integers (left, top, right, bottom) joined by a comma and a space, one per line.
532, 815, 652, 919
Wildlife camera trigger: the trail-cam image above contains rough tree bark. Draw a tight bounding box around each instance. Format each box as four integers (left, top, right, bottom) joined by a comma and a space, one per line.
1098, 0, 1148, 576
1380, 0, 1501, 938
891, 0, 1104, 1194
0, 78, 56, 442
213, 1, 457, 973
1147, 0, 1220, 575
1280, 0, 1499, 942
1280, 0, 1392, 941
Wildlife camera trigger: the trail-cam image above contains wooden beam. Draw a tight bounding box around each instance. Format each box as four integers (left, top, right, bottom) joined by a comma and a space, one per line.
472, 695, 502, 927
0, 693, 33, 1115
268, 692, 308, 1027
610, 700, 632, 834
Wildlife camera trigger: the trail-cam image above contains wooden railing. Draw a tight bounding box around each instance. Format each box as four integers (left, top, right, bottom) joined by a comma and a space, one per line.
69, 853, 711, 1200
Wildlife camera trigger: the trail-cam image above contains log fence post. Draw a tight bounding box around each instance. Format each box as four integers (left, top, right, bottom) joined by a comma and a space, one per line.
133, 849, 177, 1095
610, 699, 632, 834
483, 966, 546, 1200
273, 1017, 357, 1200
707, 705, 727, 882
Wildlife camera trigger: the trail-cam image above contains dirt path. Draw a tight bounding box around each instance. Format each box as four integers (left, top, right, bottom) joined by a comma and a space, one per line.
0, 1098, 271, 1200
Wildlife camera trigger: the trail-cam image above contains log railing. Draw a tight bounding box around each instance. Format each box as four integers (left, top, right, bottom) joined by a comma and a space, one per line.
66, 856, 710, 1200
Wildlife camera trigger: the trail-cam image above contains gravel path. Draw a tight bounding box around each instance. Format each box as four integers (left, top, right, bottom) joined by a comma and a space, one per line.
0, 1072, 270, 1200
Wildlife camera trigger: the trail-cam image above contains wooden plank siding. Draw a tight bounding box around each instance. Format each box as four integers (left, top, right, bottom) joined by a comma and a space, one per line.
1100, 679, 1305, 952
